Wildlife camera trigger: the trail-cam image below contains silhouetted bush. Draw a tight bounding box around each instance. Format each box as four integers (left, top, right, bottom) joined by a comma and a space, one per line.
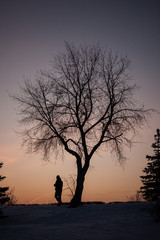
0, 162, 10, 217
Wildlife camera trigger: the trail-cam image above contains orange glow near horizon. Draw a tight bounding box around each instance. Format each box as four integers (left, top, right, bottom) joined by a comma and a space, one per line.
1, 120, 158, 205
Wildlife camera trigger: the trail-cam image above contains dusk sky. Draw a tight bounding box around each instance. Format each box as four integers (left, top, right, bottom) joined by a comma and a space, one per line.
0, 0, 160, 204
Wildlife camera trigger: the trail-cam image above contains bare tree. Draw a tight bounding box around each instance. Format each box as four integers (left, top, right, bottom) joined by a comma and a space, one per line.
13, 43, 151, 207
128, 190, 143, 202
5, 188, 18, 206
63, 175, 76, 200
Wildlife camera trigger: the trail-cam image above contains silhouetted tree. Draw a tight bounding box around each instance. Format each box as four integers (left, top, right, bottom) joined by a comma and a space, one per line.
0, 162, 10, 217
140, 129, 160, 201
13, 43, 151, 207
128, 190, 143, 202
5, 187, 17, 205
63, 175, 76, 199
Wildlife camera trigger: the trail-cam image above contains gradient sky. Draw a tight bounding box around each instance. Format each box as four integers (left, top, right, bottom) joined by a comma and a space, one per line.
0, 0, 160, 204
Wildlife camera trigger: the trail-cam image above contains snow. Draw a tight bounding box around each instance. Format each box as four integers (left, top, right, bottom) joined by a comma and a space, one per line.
0, 202, 160, 240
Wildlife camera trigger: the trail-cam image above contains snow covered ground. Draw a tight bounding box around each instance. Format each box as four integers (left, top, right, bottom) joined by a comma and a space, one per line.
0, 202, 160, 240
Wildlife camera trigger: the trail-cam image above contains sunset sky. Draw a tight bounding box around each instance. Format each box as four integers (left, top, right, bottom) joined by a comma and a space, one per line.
0, 0, 160, 204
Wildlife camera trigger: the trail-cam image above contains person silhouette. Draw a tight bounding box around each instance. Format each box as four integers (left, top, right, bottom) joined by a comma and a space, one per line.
54, 175, 63, 206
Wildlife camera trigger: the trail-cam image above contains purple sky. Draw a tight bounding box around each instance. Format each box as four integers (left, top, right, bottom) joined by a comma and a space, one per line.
0, 0, 160, 203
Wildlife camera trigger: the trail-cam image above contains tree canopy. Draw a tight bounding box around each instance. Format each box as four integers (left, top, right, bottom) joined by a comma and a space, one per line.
13, 43, 151, 206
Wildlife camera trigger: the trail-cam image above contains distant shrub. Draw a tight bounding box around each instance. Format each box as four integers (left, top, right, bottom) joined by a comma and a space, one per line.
128, 190, 144, 202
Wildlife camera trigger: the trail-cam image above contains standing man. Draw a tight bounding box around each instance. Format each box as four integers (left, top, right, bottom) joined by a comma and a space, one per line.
54, 175, 63, 206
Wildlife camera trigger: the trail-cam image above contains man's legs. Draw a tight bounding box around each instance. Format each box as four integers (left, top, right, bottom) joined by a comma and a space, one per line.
55, 191, 62, 205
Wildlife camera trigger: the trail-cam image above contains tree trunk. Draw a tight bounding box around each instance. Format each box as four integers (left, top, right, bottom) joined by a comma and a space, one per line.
70, 171, 85, 207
